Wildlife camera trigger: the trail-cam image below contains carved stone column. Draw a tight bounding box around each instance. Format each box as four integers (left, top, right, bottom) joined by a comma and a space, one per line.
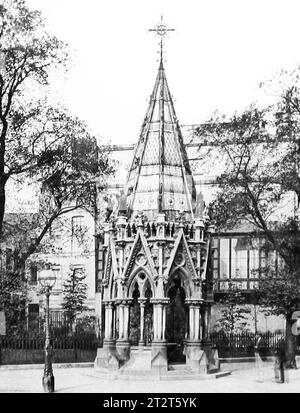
185, 299, 202, 342
199, 302, 219, 373
151, 298, 169, 341
123, 302, 130, 340
138, 299, 146, 346
194, 305, 201, 341
118, 302, 124, 339
95, 300, 119, 371
184, 299, 208, 372
162, 302, 166, 341
150, 298, 169, 374
116, 299, 132, 361
189, 305, 195, 340
103, 301, 115, 343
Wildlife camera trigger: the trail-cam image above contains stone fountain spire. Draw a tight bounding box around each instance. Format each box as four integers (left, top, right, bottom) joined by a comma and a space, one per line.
95, 18, 218, 378
125, 18, 196, 221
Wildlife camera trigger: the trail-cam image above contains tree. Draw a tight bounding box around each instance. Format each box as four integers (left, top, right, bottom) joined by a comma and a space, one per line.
0, 111, 114, 326
0, 0, 69, 234
0, 1, 115, 325
0, 263, 28, 333
216, 281, 251, 334
9, 107, 114, 270
62, 267, 88, 328
196, 71, 300, 367
259, 266, 300, 369
0, 0, 115, 253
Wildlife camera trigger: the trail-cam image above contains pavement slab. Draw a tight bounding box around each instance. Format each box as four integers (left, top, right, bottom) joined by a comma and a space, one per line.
0, 365, 299, 393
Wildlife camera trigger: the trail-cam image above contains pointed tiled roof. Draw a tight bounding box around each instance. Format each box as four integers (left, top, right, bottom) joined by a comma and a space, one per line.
125, 59, 196, 221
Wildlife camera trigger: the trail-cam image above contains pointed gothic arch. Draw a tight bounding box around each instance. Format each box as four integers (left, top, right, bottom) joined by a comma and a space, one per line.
128, 271, 154, 346
127, 267, 155, 298
165, 269, 189, 363
165, 267, 193, 299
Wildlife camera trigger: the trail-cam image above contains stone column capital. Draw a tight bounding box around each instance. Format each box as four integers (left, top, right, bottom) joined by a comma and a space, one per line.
138, 298, 147, 306
185, 299, 203, 307
115, 298, 133, 306
150, 298, 170, 305
103, 299, 115, 308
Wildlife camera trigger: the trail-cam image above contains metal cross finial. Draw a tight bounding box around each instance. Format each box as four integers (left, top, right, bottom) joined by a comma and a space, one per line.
149, 16, 175, 65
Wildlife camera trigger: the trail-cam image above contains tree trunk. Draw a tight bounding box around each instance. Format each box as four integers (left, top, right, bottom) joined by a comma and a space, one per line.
0, 114, 8, 238
285, 315, 297, 369
0, 177, 6, 237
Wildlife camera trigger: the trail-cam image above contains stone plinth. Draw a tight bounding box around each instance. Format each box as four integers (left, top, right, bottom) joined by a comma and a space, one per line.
116, 340, 131, 363
151, 341, 168, 375
94, 340, 119, 370
184, 340, 209, 373
201, 341, 220, 372
119, 346, 152, 373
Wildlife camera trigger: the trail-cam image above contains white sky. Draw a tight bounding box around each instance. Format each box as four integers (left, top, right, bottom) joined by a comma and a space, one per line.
26, 0, 300, 146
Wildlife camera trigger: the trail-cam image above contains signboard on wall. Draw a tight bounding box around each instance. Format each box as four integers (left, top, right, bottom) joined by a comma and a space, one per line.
0, 311, 6, 336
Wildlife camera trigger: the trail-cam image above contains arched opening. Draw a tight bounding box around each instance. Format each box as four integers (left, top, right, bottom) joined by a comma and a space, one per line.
144, 282, 153, 345
128, 275, 153, 346
129, 282, 140, 345
166, 272, 188, 363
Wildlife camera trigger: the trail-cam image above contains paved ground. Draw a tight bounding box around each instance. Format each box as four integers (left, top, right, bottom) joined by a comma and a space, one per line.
0, 364, 299, 393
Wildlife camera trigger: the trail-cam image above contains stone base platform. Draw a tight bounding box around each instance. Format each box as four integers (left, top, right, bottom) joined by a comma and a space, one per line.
94, 343, 226, 381
91, 363, 231, 381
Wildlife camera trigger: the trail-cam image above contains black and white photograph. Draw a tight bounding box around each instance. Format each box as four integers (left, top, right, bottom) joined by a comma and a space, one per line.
0, 0, 300, 397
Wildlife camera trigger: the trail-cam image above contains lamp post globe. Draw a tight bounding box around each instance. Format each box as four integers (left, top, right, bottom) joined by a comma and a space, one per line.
38, 267, 56, 393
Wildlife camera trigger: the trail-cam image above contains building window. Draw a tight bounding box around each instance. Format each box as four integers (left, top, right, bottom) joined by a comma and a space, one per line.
260, 247, 266, 270
211, 238, 219, 281
249, 249, 259, 278
72, 216, 84, 236
28, 304, 39, 314
231, 238, 248, 279
216, 236, 261, 292
219, 238, 230, 279
28, 304, 39, 329
30, 266, 38, 284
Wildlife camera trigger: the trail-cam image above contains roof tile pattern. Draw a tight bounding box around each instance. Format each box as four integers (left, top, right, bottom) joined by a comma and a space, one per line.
125, 61, 196, 220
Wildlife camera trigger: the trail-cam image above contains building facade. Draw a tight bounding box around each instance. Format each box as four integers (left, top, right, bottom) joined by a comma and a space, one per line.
25, 208, 96, 328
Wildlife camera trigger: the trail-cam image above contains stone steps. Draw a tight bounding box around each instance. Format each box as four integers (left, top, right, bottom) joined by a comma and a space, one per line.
165, 363, 228, 379
168, 363, 192, 371
91, 364, 231, 381
90, 369, 231, 381
167, 369, 196, 376
160, 371, 231, 381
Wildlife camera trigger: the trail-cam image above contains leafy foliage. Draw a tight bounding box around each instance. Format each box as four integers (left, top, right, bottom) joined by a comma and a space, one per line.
197, 69, 300, 366
0, 0, 70, 228
0, 266, 28, 332
216, 281, 251, 333
62, 267, 88, 324
259, 265, 300, 318
0, 1, 115, 326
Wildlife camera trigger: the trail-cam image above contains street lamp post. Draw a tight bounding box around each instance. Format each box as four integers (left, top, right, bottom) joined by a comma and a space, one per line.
39, 267, 56, 393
